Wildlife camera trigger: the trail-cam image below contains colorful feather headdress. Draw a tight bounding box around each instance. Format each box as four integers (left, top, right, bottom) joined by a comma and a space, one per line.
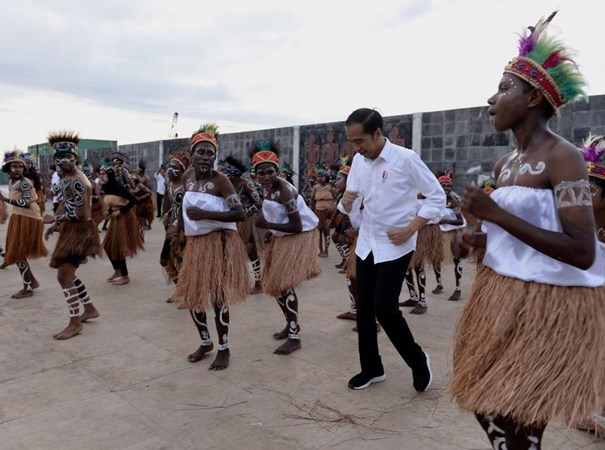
170, 152, 190, 171
280, 162, 295, 176
338, 156, 351, 176
190, 122, 219, 151
580, 134, 605, 180
250, 139, 280, 169
47, 130, 80, 157
504, 11, 587, 113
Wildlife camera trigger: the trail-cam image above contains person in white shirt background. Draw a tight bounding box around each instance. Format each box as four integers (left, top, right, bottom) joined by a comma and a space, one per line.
339, 108, 445, 392
155, 165, 166, 218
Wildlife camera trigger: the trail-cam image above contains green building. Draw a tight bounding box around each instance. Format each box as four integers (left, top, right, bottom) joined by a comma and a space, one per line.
27, 138, 117, 158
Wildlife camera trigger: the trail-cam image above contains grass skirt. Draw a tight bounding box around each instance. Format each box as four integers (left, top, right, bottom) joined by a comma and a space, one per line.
237, 215, 265, 253
103, 210, 145, 260
4, 215, 48, 265
262, 228, 321, 296
451, 267, 605, 425
91, 199, 106, 226
441, 230, 460, 264
136, 196, 155, 223
175, 230, 250, 310
50, 220, 102, 268
410, 224, 443, 269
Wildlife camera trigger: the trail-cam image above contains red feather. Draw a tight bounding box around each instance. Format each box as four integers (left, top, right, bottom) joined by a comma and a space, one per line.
542, 50, 567, 69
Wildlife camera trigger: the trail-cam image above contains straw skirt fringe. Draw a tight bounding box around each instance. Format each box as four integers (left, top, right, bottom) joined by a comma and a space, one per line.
50, 220, 102, 268
103, 209, 145, 260
410, 224, 443, 268
262, 228, 321, 296
175, 230, 249, 310
451, 267, 605, 425
344, 237, 357, 279
4, 215, 47, 265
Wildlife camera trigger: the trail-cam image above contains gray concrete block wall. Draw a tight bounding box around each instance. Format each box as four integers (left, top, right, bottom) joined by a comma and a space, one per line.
34, 93, 605, 195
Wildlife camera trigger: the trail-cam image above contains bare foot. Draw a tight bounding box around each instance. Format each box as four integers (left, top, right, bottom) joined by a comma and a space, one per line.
274, 338, 301, 355
448, 290, 461, 301
80, 305, 100, 322
209, 349, 230, 370
432, 285, 444, 294
187, 343, 214, 362
31, 279, 40, 289
399, 299, 418, 307
11, 289, 33, 299
410, 303, 427, 314
107, 271, 120, 282
336, 311, 356, 320
165, 295, 174, 303
53, 322, 83, 340
112, 276, 130, 285
335, 260, 345, 269
273, 324, 300, 340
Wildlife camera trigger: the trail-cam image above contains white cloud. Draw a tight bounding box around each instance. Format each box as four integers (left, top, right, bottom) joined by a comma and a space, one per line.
0, 0, 603, 152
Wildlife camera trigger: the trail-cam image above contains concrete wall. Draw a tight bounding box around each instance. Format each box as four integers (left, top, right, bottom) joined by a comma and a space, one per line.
36, 94, 605, 194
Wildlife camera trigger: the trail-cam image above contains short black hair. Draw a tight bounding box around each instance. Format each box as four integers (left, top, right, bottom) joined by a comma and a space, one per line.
345, 108, 383, 134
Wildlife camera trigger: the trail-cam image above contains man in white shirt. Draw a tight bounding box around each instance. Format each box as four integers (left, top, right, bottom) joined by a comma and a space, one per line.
155, 166, 166, 218
50, 164, 63, 213
340, 108, 445, 392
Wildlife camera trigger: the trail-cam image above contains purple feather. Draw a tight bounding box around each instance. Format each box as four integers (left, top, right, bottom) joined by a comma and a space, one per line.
581, 135, 605, 163
518, 31, 536, 56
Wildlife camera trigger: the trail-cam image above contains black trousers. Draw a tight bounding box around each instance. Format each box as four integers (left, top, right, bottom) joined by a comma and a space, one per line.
156, 193, 164, 217
356, 251, 425, 375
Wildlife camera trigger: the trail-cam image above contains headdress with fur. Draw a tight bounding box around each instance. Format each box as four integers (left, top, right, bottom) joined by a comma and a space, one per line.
190, 123, 219, 151
249, 139, 280, 169
224, 155, 247, 177
111, 151, 129, 164
2, 150, 25, 173
47, 130, 80, 158
504, 11, 587, 113
579, 134, 605, 180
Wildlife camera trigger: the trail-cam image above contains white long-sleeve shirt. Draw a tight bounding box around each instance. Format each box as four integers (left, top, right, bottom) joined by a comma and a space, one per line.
339, 139, 445, 263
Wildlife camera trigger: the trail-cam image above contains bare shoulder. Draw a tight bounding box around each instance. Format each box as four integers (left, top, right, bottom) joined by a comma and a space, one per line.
494, 150, 515, 176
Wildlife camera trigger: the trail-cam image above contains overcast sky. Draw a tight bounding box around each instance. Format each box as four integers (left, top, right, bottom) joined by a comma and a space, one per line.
1, 0, 603, 153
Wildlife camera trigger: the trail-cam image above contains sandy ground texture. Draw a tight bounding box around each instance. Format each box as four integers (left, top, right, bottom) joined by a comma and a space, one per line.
0, 211, 602, 450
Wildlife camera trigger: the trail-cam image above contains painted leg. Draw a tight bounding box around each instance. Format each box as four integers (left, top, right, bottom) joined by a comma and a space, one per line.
209, 305, 230, 370
502, 416, 546, 450
475, 414, 508, 450
432, 264, 444, 294
274, 289, 301, 355
112, 259, 130, 285
399, 269, 418, 307
337, 276, 357, 320
54, 264, 83, 340
411, 267, 428, 314
11, 260, 34, 298
76, 277, 100, 322
250, 258, 263, 294
448, 258, 462, 301
273, 292, 297, 339
188, 309, 214, 362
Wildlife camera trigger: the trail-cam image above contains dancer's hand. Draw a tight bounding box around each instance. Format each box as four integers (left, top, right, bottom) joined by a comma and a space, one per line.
387, 227, 414, 245
185, 206, 206, 220
255, 215, 269, 229
462, 184, 500, 222
111, 209, 121, 218
340, 190, 358, 213
44, 223, 58, 241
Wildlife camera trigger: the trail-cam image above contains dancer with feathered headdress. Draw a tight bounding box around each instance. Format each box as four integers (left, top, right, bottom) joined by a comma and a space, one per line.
172, 123, 250, 370
251, 139, 321, 355
45, 131, 103, 340
450, 12, 604, 447
0, 150, 47, 298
